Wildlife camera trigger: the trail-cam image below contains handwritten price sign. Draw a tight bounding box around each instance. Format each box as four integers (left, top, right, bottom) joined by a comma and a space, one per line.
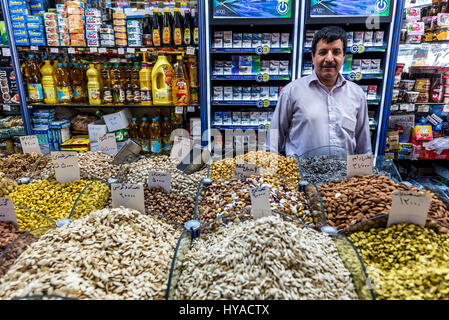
51, 151, 80, 183
148, 172, 171, 193
97, 133, 118, 156
111, 184, 145, 213
250, 185, 271, 219
387, 190, 431, 227
20, 135, 42, 154
0, 197, 18, 227
347, 154, 374, 177
234, 163, 260, 179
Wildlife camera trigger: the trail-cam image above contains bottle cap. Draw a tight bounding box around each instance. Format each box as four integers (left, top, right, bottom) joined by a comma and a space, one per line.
142, 117, 147, 120
164, 8, 169, 12
174, 8, 179, 12
164, 116, 169, 120
132, 117, 136, 121
177, 55, 182, 60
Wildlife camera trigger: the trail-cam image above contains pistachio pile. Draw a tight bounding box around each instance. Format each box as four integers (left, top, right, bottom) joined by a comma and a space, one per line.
77, 152, 120, 181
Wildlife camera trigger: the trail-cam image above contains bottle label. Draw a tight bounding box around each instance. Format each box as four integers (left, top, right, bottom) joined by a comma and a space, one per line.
73, 85, 86, 100
174, 80, 188, 105
126, 89, 134, 102
153, 30, 161, 46
174, 28, 182, 45
190, 87, 199, 104
143, 34, 153, 46
113, 89, 126, 103
163, 27, 170, 44
103, 90, 113, 103
134, 90, 141, 103
88, 88, 101, 102
141, 139, 150, 153
162, 65, 173, 85
141, 90, 152, 103
162, 138, 171, 152
28, 83, 44, 101
151, 140, 161, 153
184, 28, 191, 44
194, 28, 199, 44
43, 86, 56, 101
56, 86, 72, 102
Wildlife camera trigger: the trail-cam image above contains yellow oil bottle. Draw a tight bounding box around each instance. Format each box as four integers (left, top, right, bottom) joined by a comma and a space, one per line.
40, 60, 58, 104
151, 53, 174, 105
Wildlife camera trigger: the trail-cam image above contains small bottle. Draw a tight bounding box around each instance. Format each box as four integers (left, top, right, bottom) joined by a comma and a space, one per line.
183, 9, 192, 45
162, 8, 172, 45
143, 14, 153, 46
131, 62, 141, 104
152, 8, 161, 47
101, 62, 113, 105
129, 117, 141, 147
26, 54, 44, 103
125, 62, 134, 104
139, 117, 151, 155
193, 9, 199, 45
55, 62, 73, 104
173, 8, 183, 46
172, 55, 190, 106
161, 116, 173, 154
86, 63, 102, 105
150, 116, 161, 154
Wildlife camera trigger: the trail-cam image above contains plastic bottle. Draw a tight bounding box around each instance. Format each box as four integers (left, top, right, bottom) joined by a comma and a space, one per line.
173, 8, 183, 45
162, 8, 172, 45
101, 62, 113, 104
125, 62, 134, 104
193, 9, 199, 45
161, 116, 173, 154
143, 14, 153, 46
26, 54, 44, 103
187, 56, 199, 104
40, 59, 57, 104
152, 53, 174, 105
86, 64, 102, 105
172, 110, 183, 129
55, 62, 73, 104
139, 55, 153, 105
111, 62, 125, 104
150, 116, 161, 154
96, 63, 103, 89
131, 62, 141, 104
183, 9, 192, 45
129, 117, 141, 146
139, 116, 150, 154
70, 62, 87, 103
152, 8, 161, 47
172, 55, 190, 106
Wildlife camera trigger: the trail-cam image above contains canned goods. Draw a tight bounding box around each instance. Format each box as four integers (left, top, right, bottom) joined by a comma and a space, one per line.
414, 78, 431, 93
417, 91, 429, 103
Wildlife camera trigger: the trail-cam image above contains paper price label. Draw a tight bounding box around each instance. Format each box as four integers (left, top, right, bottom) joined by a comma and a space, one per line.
0, 197, 18, 227
30, 46, 38, 51
50, 48, 59, 53
175, 106, 184, 114
347, 154, 374, 177
391, 104, 399, 111
68, 48, 75, 54
234, 163, 260, 179
250, 185, 271, 219
2, 48, 11, 56
187, 106, 195, 112
3, 104, 10, 111
140, 48, 148, 52
186, 46, 195, 55
127, 47, 135, 53
170, 136, 192, 161
387, 190, 431, 227
90, 47, 98, 53
118, 48, 125, 54
111, 184, 145, 213
418, 105, 430, 113
99, 48, 107, 53
148, 172, 171, 193
20, 135, 42, 154
444, 105, 449, 113
97, 133, 118, 156
51, 151, 80, 183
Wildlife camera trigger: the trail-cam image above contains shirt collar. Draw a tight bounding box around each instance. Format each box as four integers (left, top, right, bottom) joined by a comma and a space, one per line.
308, 69, 346, 90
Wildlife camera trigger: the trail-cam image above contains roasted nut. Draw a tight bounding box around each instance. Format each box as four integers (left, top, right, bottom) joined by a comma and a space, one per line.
0, 153, 43, 179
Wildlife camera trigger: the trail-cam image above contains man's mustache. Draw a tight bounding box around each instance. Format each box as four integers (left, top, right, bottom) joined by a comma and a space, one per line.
320, 63, 337, 68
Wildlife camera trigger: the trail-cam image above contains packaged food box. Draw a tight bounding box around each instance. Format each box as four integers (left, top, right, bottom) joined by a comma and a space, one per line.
412, 125, 433, 141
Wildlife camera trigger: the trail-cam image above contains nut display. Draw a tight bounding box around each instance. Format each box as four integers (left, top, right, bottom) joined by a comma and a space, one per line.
8, 179, 110, 230
0, 153, 43, 179
77, 151, 120, 181
172, 216, 358, 300
29, 156, 54, 182
144, 187, 195, 225
0, 207, 181, 299
348, 223, 449, 300
318, 175, 449, 231
0, 172, 18, 197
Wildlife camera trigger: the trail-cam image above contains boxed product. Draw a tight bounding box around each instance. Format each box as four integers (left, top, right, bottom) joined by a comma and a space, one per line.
361, 59, 371, 73
412, 125, 433, 141
364, 31, 373, 46
347, 31, 354, 47
232, 112, 241, 125
214, 31, 223, 48
353, 31, 364, 44
242, 33, 252, 48
367, 85, 378, 100
269, 60, 279, 75
213, 112, 223, 125
261, 33, 271, 47
281, 33, 290, 48
223, 61, 232, 75
260, 86, 270, 100
213, 86, 223, 101
214, 61, 224, 75
305, 31, 315, 48
242, 86, 252, 100
260, 60, 270, 74
0, 67, 19, 104
270, 33, 280, 48
233, 86, 242, 100
279, 61, 289, 75
222, 111, 232, 125
252, 33, 262, 48
233, 32, 242, 48
241, 112, 250, 125
258, 112, 267, 124
251, 86, 261, 100
269, 87, 279, 101
252, 55, 260, 74
250, 112, 259, 125
375, 31, 384, 46
231, 56, 239, 75
238, 56, 253, 75
352, 59, 361, 72
223, 31, 232, 48
223, 86, 233, 100
371, 59, 381, 74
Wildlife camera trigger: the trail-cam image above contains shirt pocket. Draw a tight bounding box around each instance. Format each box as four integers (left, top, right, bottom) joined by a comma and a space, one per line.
341, 115, 356, 134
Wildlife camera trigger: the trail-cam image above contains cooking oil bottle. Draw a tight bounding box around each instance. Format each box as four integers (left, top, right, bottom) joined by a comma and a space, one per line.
70, 62, 87, 103
139, 55, 152, 105
139, 116, 151, 154
152, 53, 174, 105
111, 62, 125, 104
187, 55, 199, 104
129, 117, 141, 147
55, 62, 72, 104
125, 62, 134, 104
162, 8, 172, 45
161, 116, 173, 154
150, 116, 161, 154
131, 62, 141, 104
40, 59, 57, 104
172, 55, 190, 106
26, 54, 44, 103
87, 63, 102, 105
101, 62, 113, 105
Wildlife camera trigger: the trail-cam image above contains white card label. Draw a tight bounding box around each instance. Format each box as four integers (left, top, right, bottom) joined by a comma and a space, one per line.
234, 163, 260, 179
118, 48, 125, 54
444, 105, 449, 113
187, 46, 195, 55
175, 106, 184, 114
97, 133, 118, 156
3, 104, 10, 111
148, 172, 171, 193
20, 135, 42, 154
347, 154, 374, 177
2, 48, 11, 56
140, 48, 148, 52
111, 183, 145, 213
30, 46, 38, 51
68, 48, 75, 54
170, 136, 192, 161
51, 151, 80, 183
250, 185, 271, 219
50, 48, 59, 53
387, 190, 431, 227
417, 105, 430, 113
99, 47, 107, 53
187, 106, 195, 112
0, 197, 18, 227
90, 47, 98, 53
127, 47, 135, 53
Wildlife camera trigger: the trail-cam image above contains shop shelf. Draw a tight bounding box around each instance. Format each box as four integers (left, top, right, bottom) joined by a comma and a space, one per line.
300, 73, 384, 80
210, 47, 292, 54
212, 124, 268, 130
212, 100, 277, 107
211, 75, 291, 81
304, 45, 387, 54
367, 99, 380, 105
29, 103, 200, 109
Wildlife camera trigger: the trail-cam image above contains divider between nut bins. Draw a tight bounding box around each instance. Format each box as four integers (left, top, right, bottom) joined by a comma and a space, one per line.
25, 154, 48, 181
13, 295, 77, 300
165, 229, 193, 300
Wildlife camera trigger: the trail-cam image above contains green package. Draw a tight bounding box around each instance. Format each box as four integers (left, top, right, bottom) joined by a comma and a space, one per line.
252, 55, 260, 74
343, 54, 353, 74
108, 129, 129, 142
0, 22, 8, 46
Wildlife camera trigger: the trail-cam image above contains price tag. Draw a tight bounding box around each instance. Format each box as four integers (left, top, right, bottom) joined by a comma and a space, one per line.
148, 172, 171, 193
347, 154, 374, 177
170, 136, 192, 161
391, 104, 399, 111
175, 106, 184, 114
90, 47, 98, 53
3, 104, 10, 111
187, 106, 195, 112
127, 47, 135, 53
444, 105, 449, 113
99, 47, 107, 53
68, 48, 75, 54
30, 46, 38, 51
118, 48, 125, 55
250, 185, 271, 219
407, 104, 415, 112
387, 190, 431, 227
50, 48, 59, 53
140, 48, 148, 52
234, 162, 260, 179
0, 197, 18, 227
51, 151, 80, 183
186, 46, 195, 55
111, 183, 145, 213
20, 135, 42, 154
417, 105, 430, 113
1, 48, 10, 56
97, 133, 118, 156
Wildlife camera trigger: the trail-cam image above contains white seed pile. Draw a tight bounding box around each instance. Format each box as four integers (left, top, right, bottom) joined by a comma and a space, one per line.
0, 207, 181, 300
173, 216, 358, 300
77, 152, 120, 181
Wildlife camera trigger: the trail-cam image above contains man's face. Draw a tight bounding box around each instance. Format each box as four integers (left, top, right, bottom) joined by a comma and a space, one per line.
312, 39, 345, 82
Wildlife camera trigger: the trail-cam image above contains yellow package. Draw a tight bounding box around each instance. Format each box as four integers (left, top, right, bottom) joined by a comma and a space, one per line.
412, 125, 433, 141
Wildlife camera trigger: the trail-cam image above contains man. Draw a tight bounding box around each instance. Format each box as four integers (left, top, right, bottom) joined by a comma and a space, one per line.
267, 26, 372, 156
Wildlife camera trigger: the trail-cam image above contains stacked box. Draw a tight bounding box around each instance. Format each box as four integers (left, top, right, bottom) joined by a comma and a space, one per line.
27, 15, 46, 46
127, 19, 142, 47
113, 9, 127, 47
56, 3, 70, 46
32, 109, 56, 129
67, 1, 85, 47
44, 12, 59, 46
29, 0, 46, 16
49, 119, 71, 151
85, 8, 101, 47
10, 0, 29, 45
100, 25, 115, 47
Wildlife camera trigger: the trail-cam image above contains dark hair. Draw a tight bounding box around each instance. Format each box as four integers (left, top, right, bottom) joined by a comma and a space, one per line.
311, 26, 347, 56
